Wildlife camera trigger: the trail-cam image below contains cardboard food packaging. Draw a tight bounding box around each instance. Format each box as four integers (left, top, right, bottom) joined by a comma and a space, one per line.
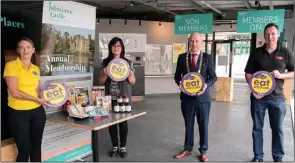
97, 96, 112, 112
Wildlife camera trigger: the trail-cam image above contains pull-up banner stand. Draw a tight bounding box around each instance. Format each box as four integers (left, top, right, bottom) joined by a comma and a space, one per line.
40, 1, 96, 161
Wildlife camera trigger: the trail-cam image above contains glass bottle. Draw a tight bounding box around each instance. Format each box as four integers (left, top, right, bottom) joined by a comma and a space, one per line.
124, 96, 131, 112
113, 98, 120, 113
118, 96, 125, 112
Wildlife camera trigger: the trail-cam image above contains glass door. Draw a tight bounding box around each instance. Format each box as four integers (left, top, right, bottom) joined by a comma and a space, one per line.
213, 41, 232, 77
231, 40, 251, 79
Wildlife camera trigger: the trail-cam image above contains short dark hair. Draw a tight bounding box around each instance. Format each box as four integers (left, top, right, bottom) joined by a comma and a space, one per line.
17, 37, 35, 48
107, 37, 125, 59
264, 23, 279, 33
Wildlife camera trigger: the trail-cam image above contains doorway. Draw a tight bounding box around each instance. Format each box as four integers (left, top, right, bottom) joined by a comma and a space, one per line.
213, 39, 251, 78
213, 40, 233, 77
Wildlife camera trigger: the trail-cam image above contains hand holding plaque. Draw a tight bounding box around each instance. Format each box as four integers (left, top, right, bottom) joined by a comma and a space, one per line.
102, 67, 108, 75
271, 70, 282, 79
197, 83, 207, 95
37, 98, 51, 106
180, 72, 205, 96
248, 71, 276, 97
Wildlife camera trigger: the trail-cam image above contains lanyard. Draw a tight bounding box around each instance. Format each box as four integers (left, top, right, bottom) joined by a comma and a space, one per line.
185, 51, 203, 73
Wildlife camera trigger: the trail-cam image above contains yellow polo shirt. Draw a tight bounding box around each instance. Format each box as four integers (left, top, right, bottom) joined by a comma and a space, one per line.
3, 57, 41, 110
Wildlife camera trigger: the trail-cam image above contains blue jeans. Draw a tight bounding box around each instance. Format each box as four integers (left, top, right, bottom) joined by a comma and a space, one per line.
250, 99, 287, 159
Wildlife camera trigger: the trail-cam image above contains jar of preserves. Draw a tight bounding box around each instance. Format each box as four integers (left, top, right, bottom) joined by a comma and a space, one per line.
92, 86, 99, 105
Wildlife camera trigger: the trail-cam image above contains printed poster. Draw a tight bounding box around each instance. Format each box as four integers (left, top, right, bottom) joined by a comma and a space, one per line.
98, 33, 146, 60
173, 43, 186, 63
145, 44, 173, 75
40, 1, 96, 76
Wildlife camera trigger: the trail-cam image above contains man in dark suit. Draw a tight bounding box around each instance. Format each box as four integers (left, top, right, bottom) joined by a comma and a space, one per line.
174, 32, 217, 162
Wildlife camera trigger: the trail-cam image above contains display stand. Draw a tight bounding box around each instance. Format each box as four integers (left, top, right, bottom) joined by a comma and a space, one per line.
215, 77, 234, 102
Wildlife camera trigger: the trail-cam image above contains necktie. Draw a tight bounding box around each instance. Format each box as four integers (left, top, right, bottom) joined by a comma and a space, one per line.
191, 53, 197, 71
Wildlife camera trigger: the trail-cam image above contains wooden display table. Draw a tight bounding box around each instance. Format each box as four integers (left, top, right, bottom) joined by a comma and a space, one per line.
47, 102, 146, 162
215, 77, 234, 102
283, 79, 293, 106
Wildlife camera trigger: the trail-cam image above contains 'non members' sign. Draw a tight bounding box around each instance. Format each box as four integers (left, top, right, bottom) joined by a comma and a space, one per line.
249, 71, 276, 96
107, 58, 131, 81
180, 72, 205, 96
41, 80, 69, 107
174, 13, 213, 34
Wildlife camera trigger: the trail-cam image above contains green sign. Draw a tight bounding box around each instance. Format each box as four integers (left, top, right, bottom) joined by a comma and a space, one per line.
1, 17, 25, 28
237, 9, 285, 33
174, 13, 213, 34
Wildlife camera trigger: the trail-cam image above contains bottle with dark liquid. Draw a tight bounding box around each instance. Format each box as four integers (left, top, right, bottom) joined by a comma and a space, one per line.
118, 96, 125, 113
124, 96, 131, 113
117, 96, 123, 113
113, 98, 119, 113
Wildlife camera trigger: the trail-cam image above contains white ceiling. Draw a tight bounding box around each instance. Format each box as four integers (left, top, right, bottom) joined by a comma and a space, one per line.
2, 0, 294, 21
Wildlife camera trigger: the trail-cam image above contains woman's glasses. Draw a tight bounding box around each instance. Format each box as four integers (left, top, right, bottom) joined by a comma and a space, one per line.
112, 44, 121, 48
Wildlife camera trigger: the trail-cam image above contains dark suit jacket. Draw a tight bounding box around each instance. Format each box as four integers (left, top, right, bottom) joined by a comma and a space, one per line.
174, 52, 217, 102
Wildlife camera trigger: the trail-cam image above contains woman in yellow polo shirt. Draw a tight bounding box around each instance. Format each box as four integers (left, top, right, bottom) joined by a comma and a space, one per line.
3, 37, 48, 162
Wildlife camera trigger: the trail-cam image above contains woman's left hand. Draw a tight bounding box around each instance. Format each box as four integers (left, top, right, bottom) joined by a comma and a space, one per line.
128, 72, 134, 78
128, 71, 136, 85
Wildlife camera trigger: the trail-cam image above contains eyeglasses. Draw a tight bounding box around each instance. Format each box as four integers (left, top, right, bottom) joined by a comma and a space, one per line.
112, 44, 121, 48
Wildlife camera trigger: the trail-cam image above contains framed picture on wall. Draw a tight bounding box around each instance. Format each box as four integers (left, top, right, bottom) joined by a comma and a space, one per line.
145, 44, 173, 75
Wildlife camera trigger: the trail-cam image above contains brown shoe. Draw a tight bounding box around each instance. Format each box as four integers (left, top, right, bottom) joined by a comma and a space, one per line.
200, 153, 208, 162
174, 150, 192, 159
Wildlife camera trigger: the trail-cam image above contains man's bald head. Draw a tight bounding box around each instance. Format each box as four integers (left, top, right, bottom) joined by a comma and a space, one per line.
188, 32, 203, 53
189, 32, 203, 41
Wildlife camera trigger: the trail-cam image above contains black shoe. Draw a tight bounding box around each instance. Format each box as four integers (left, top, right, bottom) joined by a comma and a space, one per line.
273, 157, 283, 162
119, 147, 127, 158
251, 157, 263, 162
109, 147, 119, 157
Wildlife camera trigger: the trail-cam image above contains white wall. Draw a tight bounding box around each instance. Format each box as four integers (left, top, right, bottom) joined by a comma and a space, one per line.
144, 24, 239, 95
145, 76, 180, 94
96, 19, 294, 95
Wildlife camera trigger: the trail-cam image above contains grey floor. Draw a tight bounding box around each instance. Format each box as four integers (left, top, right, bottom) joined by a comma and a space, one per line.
82, 83, 294, 162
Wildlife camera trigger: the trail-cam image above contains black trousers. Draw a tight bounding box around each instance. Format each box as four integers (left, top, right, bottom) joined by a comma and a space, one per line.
8, 106, 46, 162
181, 99, 210, 154
109, 121, 128, 147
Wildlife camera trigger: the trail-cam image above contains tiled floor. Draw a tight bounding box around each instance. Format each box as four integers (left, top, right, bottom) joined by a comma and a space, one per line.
79, 83, 294, 162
